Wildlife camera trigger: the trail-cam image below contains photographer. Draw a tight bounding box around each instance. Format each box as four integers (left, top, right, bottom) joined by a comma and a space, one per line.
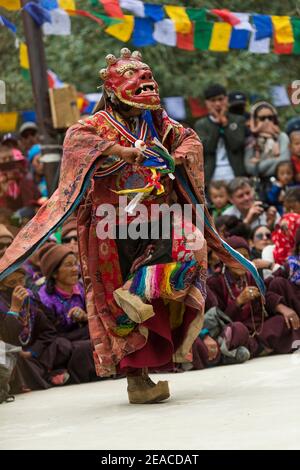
223, 177, 280, 230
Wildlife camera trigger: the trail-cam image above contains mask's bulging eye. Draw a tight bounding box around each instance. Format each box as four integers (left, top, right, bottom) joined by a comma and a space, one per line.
124, 70, 135, 78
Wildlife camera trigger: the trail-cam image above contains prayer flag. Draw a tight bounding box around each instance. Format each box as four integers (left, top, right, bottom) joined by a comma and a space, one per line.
0, 0, 20, 10
144, 4, 164, 22
194, 20, 213, 51
209, 23, 232, 52
164, 5, 191, 34
105, 15, 134, 42
100, 0, 124, 19
132, 17, 155, 46
153, 19, 176, 47
272, 16, 294, 44
211, 9, 241, 26
120, 0, 144, 18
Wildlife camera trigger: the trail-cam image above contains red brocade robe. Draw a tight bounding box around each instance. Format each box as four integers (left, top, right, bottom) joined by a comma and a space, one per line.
0, 107, 248, 376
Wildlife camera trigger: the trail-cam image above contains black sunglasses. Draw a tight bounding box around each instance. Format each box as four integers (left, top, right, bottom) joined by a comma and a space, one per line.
62, 236, 78, 244
255, 232, 271, 240
257, 115, 276, 122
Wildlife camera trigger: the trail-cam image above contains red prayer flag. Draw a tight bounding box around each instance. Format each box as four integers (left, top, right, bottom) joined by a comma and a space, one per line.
100, 0, 124, 19
211, 9, 241, 26
188, 98, 208, 118
273, 37, 293, 55
177, 24, 195, 51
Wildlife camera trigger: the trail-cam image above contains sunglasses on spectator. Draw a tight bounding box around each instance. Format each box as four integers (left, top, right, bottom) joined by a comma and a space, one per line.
254, 232, 271, 240
62, 236, 78, 244
257, 115, 276, 122
0, 242, 11, 250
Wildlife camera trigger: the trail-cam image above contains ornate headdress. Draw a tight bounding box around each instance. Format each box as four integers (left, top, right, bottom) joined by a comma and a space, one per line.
98, 48, 161, 111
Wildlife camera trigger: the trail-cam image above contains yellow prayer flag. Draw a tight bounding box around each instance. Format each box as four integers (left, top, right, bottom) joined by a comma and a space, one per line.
0, 113, 18, 132
58, 0, 76, 10
209, 23, 232, 52
20, 43, 29, 70
272, 16, 294, 44
0, 0, 20, 10
164, 6, 191, 34
105, 15, 134, 42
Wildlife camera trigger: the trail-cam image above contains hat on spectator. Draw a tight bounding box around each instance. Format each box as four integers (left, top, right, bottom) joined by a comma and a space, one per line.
0, 224, 14, 241
226, 236, 250, 254
61, 217, 77, 239
228, 91, 247, 107
1, 133, 19, 146
285, 117, 300, 136
203, 84, 227, 100
19, 122, 38, 136
39, 242, 74, 279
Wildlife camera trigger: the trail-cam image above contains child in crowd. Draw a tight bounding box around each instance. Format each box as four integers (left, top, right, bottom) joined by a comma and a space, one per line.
290, 131, 300, 183
266, 161, 296, 215
208, 180, 232, 218
28, 144, 48, 198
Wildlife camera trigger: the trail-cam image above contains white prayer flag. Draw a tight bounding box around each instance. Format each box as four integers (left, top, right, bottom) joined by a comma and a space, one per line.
153, 19, 176, 47
120, 0, 145, 18
164, 97, 186, 121
43, 8, 71, 36
233, 13, 254, 32
270, 86, 291, 107
248, 31, 270, 53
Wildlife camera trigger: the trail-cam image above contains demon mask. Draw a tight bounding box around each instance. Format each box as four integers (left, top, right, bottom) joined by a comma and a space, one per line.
99, 48, 161, 110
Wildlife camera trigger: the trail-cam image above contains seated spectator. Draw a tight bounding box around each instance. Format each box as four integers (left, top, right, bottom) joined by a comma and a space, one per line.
194, 84, 246, 182
0, 145, 40, 212
38, 243, 96, 384
245, 101, 290, 178
266, 161, 296, 215
1, 133, 20, 150
192, 286, 251, 370
19, 122, 39, 156
208, 180, 232, 219
208, 236, 300, 357
61, 217, 79, 260
215, 214, 251, 240
286, 118, 300, 183
28, 144, 48, 198
250, 225, 274, 276
223, 177, 279, 230
0, 224, 13, 258
268, 228, 300, 325
283, 187, 300, 214
272, 212, 300, 265
0, 267, 71, 392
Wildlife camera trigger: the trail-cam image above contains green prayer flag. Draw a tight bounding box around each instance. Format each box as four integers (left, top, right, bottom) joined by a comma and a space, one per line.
91, 11, 122, 27
186, 8, 206, 22
21, 68, 30, 81
292, 17, 300, 55
194, 20, 213, 51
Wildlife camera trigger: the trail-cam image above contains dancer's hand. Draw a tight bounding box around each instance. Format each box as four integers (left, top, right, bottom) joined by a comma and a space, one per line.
119, 146, 144, 165
203, 335, 219, 361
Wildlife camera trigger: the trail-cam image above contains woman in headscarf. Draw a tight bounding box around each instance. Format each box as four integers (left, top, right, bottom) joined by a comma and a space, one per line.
208, 236, 300, 357
0, 267, 71, 392
0, 145, 40, 212
37, 243, 97, 384
245, 102, 290, 178
267, 228, 300, 326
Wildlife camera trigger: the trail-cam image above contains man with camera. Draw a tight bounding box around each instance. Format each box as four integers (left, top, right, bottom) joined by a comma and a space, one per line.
223, 177, 280, 230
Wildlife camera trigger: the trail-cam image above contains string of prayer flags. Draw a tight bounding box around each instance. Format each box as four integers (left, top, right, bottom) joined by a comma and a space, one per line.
209, 22, 232, 52
99, 0, 124, 19
132, 17, 155, 46
0, 15, 17, 33
164, 5, 191, 34
105, 14, 134, 41
0, 0, 20, 10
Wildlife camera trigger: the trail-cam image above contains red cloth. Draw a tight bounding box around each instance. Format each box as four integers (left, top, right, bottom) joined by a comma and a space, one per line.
272, 213, 300, 264
291, 155, 300, 175
211, 9, 241, 26
100, 0, 124, 18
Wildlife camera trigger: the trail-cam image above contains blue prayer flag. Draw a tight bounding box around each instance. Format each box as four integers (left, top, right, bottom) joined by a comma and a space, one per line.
132, 18, 156, 47
230, 29, 251, 49
253, 14, 273, 40
0, 16, 17, 33
144, 4, 164, 22
23, 2, 52, 27
41, 0, 58, 10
